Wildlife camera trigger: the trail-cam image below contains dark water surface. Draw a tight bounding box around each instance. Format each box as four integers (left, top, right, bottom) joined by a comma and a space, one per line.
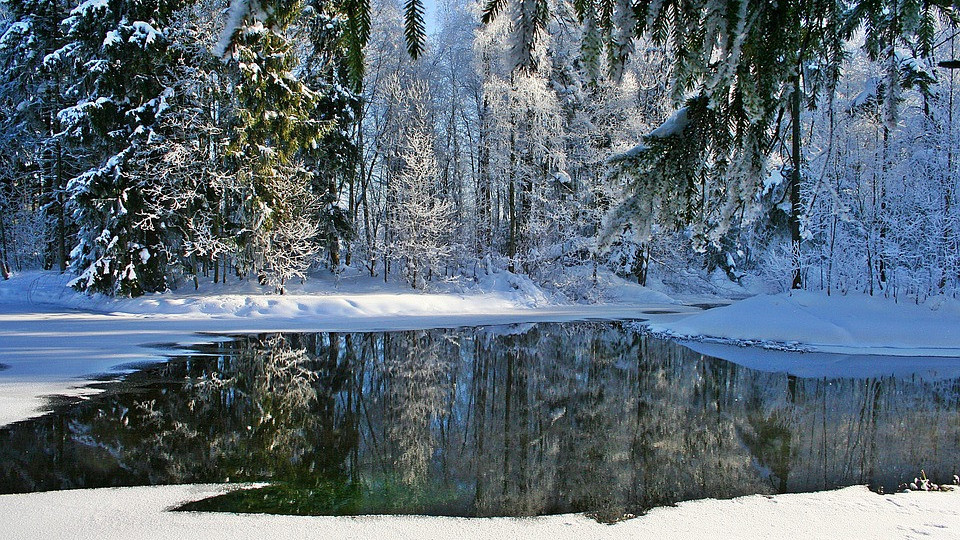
1, 322, 958, 521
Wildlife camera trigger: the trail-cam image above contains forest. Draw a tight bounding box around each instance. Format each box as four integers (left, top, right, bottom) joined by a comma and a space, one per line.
0, 0, 957, 301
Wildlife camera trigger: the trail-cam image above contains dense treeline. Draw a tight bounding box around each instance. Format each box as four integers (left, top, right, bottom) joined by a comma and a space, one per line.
0, 0, 957, 300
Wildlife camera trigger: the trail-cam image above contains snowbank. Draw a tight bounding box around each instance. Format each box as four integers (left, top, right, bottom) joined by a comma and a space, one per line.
0, 380, 101, 428
0, 483, 956, 540
650, 290, 960, 357
683, 341, 960, 380
0, 269, 562, 319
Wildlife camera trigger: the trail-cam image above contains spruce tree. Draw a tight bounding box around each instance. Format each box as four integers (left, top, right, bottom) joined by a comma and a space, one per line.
135, 0, 237, 288
58, 0, 184, 296
302, 1, 359, 270
218, 0, 326, 292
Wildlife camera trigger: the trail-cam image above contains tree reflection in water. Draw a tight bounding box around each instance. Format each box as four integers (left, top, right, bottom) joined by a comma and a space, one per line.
1, 322, 958, 521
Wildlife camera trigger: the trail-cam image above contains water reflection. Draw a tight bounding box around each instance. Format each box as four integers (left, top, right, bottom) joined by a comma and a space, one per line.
1, 323, 958, 521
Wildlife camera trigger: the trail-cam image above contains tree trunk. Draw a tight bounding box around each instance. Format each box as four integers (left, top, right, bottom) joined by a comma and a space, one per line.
56, 139, 66, 272
790, 75, 804, 290
0, 210, 9, 279
507, 128, 517, 272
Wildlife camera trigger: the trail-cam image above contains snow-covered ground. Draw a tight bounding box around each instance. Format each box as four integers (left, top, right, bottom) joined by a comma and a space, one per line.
650, 290, 960, 357
1, 483, 957, 540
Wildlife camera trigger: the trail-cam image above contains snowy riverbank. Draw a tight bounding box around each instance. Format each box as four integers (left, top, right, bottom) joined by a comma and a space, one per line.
0, 268, 683, 319
3, 272, 960, 427
1, 483, 957, 540
650, 290, 960, 357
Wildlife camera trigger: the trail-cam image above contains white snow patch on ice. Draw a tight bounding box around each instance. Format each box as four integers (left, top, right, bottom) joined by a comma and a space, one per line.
0, 380, 101, 428
649, 290, 960, 357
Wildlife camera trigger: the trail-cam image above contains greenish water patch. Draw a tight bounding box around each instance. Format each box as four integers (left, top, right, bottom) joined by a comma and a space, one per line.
179, 483, 364, 515
178, 479, 473, 517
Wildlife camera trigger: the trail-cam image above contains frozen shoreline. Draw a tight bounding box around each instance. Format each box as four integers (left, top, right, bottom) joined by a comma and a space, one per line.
1, 483, 957, 540
649, 290, 960, 357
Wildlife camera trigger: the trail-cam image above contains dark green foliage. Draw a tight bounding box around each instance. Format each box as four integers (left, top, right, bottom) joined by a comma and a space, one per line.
60, 0, 187, 295
219, 0, 326, 290
342, 0, 371, 89
403, 0, 425, 58
302, 2, 360, 268
43, 0, 362, 295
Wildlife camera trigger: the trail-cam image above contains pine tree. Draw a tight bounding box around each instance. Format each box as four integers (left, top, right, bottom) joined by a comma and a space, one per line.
218, 0, 326, 293
58, 0, 184, 296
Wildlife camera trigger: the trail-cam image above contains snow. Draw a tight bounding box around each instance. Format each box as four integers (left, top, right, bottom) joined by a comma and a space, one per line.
649, 290, 960, 357
607, 106, 690, 163
0, 380, 101, 428
129, 21, 163, 48
215, 0, 251, 58
607, 141, 650, 162
70, 0, 109, 17
0, 483, 957, 540
563, 265, 679, 304
103, 29, 122, 48
0, 21, 30, 47
646, 106, 689, 138
552, 169, 572, 185
43, 43, 77, 68
683, 341, 960, 380
851, 77, 879, 109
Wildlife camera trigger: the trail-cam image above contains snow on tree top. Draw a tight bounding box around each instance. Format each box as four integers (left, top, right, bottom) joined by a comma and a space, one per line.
43, 43, 77, 68
103, 30, 122, 48
0, 21, 31, 49
70, 0, 110, 17
215, 0, 251, 58
129, 22, 163, 48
